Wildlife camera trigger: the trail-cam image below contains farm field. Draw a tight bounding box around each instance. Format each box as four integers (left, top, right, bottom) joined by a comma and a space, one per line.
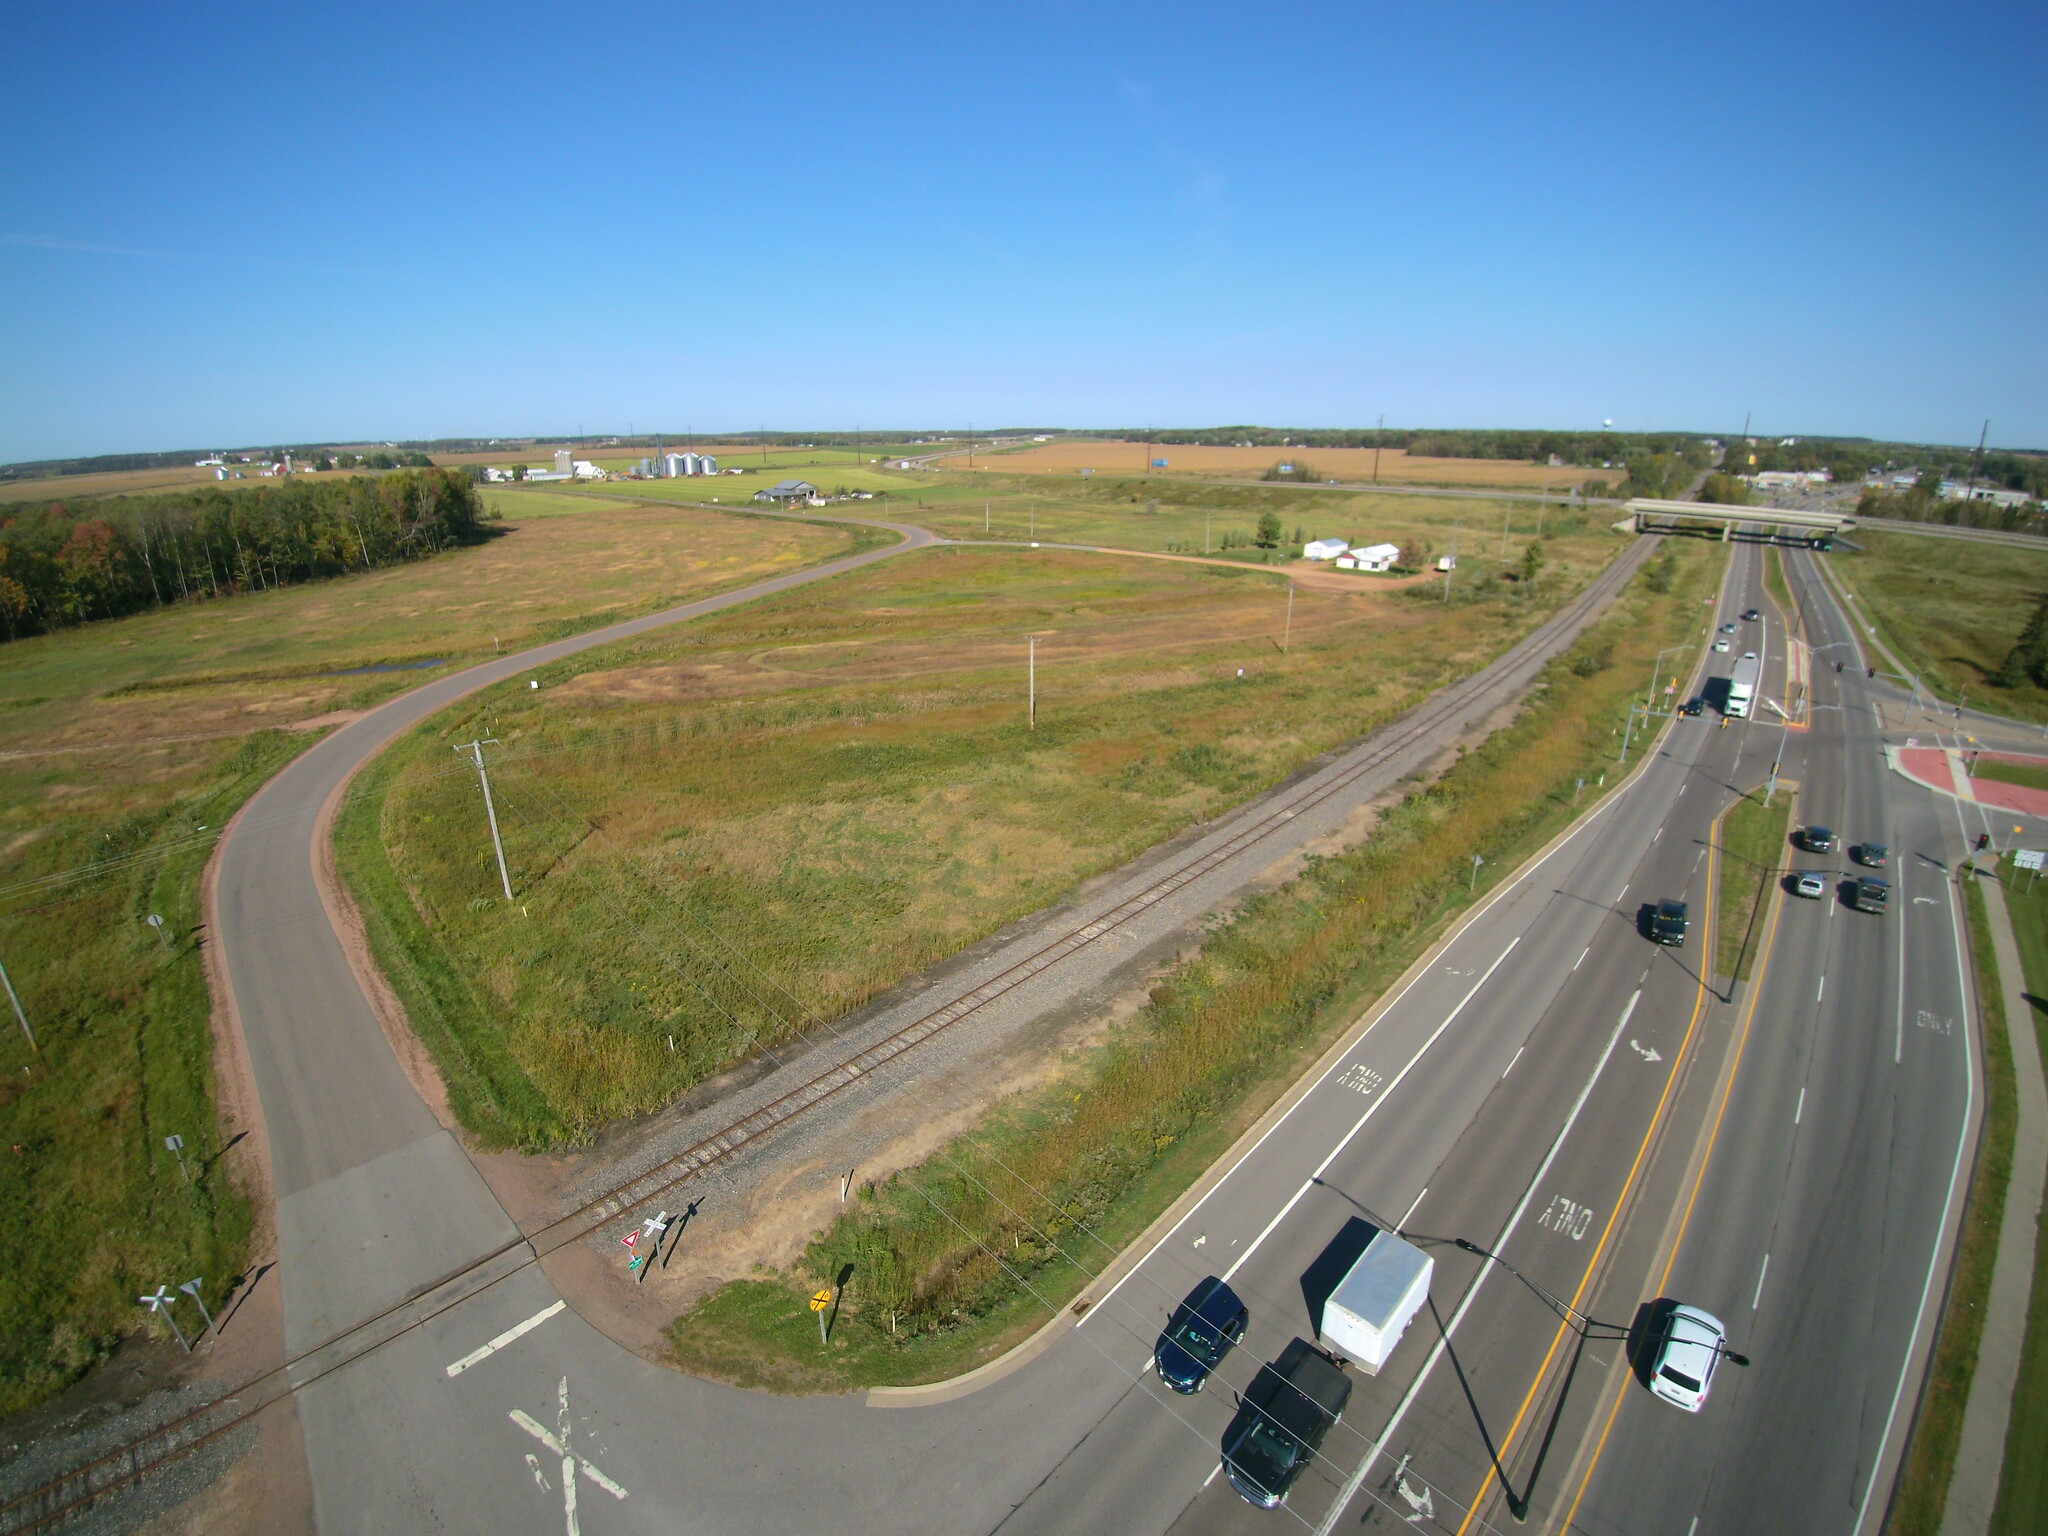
1828, 529, 2048, 722
0, 498, 870, 1414
955, 438, 1624, 491
339, 521, 1627, 1147
0, 464, 254, 503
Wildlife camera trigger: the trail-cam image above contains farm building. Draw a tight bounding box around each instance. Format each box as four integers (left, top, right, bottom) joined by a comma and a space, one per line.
754, 479, 822, 505
1303, 538, 1349, 561
1336, 543, 1401, 572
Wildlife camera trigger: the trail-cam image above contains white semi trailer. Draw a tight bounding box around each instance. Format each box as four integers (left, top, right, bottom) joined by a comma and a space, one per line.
1320, 1227, 1433, 1374
1726, 654, 1760, 718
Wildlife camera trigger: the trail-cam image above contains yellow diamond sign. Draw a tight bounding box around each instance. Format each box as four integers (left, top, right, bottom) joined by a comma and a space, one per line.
810, 1289, 833, 1312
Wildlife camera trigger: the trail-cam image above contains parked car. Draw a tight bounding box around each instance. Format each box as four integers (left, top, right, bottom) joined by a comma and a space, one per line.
1854, 842, 1889, 868
1802, 826, 1836, 853
1154, 1276, 1248, 1393
1649, 1305, 1728, 1413
1795, 872, 1827, 899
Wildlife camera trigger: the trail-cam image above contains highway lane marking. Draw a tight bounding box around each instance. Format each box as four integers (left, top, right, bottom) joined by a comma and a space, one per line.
1895, 874, 1909, 1064
1222, 940, 1521, 1285
1203, 1460, 1222, 1487
1559, 810, 1795, 1531
1653, 826, 1663, 842
1573, 946, 1588, 971
1795, 1086, 1805, 1124
1399, 1188, 1429, 1227
1501, 1046, 1524, 1080
1311, 986, 1642, 1536
1850, 869, 1978, 1536
1818, 973, 1826, 1003
446, 1299, 566, 1377
1616, 883, 1629, 902
1753, 1252, 1770, 1310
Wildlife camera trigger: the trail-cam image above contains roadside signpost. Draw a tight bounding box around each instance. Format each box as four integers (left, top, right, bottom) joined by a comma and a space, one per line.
811, 1287, 833, 1345
178, 1277, 216, 1337
636, 1213, 671, 1283
164, 1134, 189, 1182
140, 1286, 190, 1352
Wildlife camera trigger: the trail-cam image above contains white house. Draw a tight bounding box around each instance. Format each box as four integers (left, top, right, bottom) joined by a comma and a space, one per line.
1303, 538, 1349, 561
573, 460, 605, 480
1350, 543, 1401, 572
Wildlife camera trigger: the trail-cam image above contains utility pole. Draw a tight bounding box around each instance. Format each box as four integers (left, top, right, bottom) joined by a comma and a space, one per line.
1373, 415, 1384, 484
1444, 522, 1459, 602
1027, 637, 1037, 730
1500, 502, 1511, 558
984, 501, 989, 534
1205, 510, 1212, 554
1968, 419, 1989, 496
1284, 584, 1294, 653
1, 955, 37, 1051
454, 740, 514, 902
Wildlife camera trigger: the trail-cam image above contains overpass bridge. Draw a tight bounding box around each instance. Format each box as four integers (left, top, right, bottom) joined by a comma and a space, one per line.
1623, 496, 1854, 545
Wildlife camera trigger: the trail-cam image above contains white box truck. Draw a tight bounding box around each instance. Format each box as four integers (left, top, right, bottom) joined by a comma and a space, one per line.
1726, 654, 1760, 719
1320, 1227, 1433, 1374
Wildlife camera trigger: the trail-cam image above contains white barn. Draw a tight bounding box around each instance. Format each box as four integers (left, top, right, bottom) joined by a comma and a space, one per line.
1303, 538, 1348, 561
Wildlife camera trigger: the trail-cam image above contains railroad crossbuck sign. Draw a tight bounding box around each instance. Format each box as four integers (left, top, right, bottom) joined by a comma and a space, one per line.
810, 1289, 833, 1312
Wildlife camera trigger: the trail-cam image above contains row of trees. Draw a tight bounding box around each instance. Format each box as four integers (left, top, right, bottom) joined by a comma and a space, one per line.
0, 470, 488, 640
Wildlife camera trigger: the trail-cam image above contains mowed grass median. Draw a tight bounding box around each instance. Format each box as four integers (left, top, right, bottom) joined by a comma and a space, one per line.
660, 538, 1720, 1392
0, 499, 863, 1416
336, 521, 1627, 1148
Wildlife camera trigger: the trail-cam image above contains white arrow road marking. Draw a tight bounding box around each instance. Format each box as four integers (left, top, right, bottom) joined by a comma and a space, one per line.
511, 1378, 628, 1536
1629, 1039, 1663, 1063
448, 1299, 566, 1377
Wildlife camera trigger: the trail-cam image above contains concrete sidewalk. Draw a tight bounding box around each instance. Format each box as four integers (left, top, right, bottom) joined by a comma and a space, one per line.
1942, 873, 2048, 1534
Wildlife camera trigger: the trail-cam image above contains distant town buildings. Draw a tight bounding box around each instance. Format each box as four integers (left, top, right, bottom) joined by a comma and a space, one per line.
1746, 470, 1832, 490
1938, 482, 2032, 508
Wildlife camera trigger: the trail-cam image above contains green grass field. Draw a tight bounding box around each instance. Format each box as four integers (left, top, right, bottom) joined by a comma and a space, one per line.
1716, 789, 1793, 982
337, 518, 1628, 1148
1991, 858, 2048, 1536
0, 500, 867, 1413
665, 537, 1723, 1391
1829, 532, 2048, 722
1973, 757, 2048, 795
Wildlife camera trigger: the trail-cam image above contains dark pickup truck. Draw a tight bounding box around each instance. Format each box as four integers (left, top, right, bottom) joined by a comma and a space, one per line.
1852, 876, 1890, 914
1222, 1338, 1352, 1509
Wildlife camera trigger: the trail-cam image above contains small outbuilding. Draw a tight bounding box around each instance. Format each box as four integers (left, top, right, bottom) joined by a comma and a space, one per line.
1351, 542, 1400, 572
1303, 538, 1349, 561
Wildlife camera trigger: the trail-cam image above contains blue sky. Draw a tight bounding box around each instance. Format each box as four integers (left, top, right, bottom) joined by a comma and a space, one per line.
3, 1, 2043, 460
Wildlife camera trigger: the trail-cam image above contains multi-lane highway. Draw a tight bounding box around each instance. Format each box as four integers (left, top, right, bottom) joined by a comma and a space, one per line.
9, 530, 1985, 1536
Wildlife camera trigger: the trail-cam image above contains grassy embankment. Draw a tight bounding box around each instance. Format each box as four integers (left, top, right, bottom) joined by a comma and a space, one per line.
1973, 757, 2048, 795
1715, 790, 1794, 984
338, 515, 1625, 1148
1989, 857, 2048, 1536
0, 498, 859, 1416
1889, 870, 2017, 1536
1827, 531, 2048, 723
659, 538, 1719, 1393
1763, 546, 1796, 626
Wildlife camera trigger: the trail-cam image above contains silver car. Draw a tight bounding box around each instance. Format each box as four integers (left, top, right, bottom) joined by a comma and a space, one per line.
1795, 872, 1827, 899
1649, 1304, 1727, 1412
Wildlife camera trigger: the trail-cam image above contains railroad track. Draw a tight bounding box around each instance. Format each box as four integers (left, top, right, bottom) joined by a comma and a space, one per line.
1, 535, 1653, 1533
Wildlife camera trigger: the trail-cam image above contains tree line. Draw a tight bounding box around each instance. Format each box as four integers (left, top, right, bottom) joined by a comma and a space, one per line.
1854, 476, 2046, 536
0, 470, 488, 640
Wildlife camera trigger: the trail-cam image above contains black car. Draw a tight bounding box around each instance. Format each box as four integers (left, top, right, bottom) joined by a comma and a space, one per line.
1154, 1276, 1248, 1393
1741, 608, 1762, 621
1802, 826, 1836, 853
1222, 1338, 1351, 1508
1680, 697, 1704, 717
1650, 900, 1689, 946
1855, 842, 1889, 868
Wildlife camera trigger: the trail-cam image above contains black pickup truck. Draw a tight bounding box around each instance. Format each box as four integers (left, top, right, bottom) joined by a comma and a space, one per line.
1852, 876, 1890, 914
1222, 1338, 1351, 1508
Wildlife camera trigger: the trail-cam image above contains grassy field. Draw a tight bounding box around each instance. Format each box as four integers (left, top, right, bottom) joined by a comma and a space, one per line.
663, 537, 1720, 1391
1973, 756, 2048, 795
1990, 857, 2048, 1536
1829, 531, 2048, 722
1716, 789, 1793, 982
336, 518, 1631, 1147
1889, 871, 2016, 1536
948, 439, 1623, 492
0, 498, 867, 1415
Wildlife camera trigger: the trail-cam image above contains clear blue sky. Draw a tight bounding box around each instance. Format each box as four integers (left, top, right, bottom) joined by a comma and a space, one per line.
3, 1, 2043, 461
